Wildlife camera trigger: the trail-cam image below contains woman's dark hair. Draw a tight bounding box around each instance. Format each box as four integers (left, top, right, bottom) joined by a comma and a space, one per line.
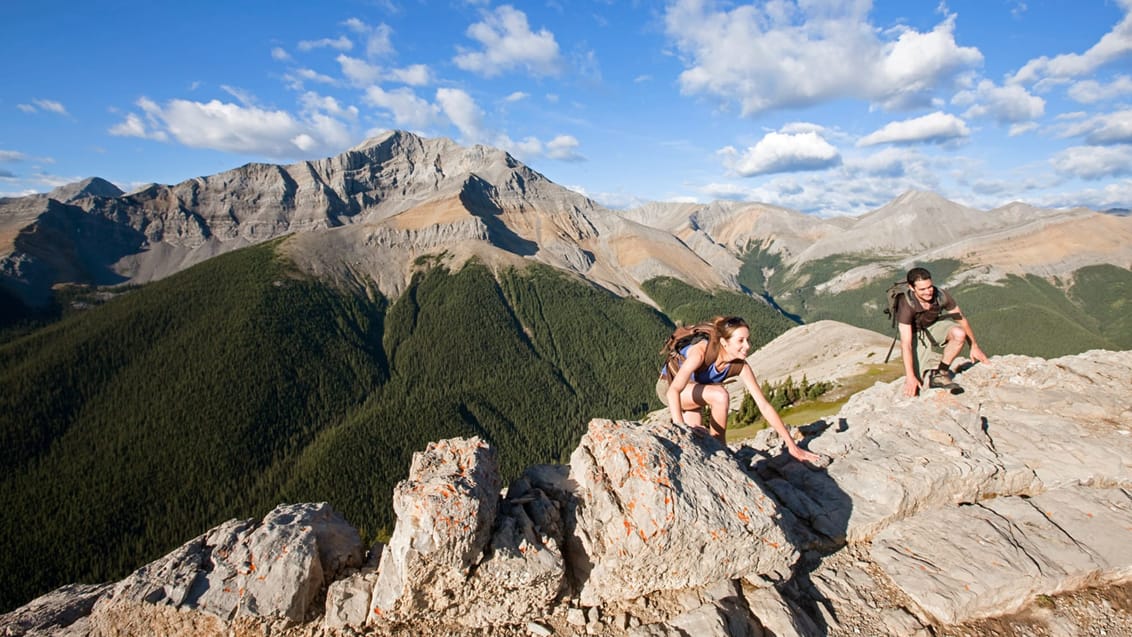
712, 315, 748, 340
906, 267, 933, 285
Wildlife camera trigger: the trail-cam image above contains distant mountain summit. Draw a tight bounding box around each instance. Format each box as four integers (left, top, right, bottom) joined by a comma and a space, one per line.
46, 177, 124, 203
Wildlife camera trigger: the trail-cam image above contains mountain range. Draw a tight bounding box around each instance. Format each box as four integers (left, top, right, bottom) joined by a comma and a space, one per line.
4, 130, 1130, 328
1, 130, 1130, 614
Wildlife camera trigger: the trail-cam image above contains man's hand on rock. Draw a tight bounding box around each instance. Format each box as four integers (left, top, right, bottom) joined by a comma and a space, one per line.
904, 375, 921, 397
970, 344, 989, 364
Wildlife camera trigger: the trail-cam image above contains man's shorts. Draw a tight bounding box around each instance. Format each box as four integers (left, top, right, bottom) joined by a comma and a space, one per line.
913, 319, 958, 377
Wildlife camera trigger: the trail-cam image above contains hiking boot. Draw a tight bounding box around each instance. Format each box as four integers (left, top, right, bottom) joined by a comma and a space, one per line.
927, 369, 963, 394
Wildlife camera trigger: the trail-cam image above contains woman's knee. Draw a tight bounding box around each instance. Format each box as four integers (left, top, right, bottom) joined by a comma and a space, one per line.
704, 385, 730, 410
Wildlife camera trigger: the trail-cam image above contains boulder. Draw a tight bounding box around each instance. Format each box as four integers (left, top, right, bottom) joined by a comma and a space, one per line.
369, 436, 503, 621
0, 583, 109, 637
90, 502, 363, 626
570, 419, 798, 606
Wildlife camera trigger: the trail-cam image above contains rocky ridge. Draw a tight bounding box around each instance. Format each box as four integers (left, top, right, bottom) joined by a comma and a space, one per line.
0, 130, 730, 307
4, 344, 1130, 637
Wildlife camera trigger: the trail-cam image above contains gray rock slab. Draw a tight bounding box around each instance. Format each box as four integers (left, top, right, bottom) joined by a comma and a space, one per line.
779, 351, 1132, 544
0, 583, 110, 636
872, 485, 1132, 624
92, 502, 363, 624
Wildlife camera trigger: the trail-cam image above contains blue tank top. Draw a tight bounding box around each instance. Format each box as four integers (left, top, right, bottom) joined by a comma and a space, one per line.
667, 343, 732, 384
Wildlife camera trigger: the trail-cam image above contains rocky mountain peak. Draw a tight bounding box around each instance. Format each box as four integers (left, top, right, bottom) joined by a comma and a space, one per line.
46, 177, 124, 203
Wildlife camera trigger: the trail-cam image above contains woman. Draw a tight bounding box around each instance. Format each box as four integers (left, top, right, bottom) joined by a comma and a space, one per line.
660, 316, 824, 464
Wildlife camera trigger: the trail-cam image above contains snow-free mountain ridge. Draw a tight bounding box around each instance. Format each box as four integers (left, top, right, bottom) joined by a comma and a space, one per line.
2, 130, 1130, 308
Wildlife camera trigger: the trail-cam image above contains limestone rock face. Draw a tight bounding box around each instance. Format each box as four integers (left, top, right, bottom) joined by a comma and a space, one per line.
369, 437, 503, 620
89, 502, 363, 627
0, 583, 109, 636
570, 419, 797, 606
758, 349, 1132, 629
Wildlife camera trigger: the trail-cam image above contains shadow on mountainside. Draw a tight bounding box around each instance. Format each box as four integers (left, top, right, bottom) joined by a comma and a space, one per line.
459, 175, 538, 256
6, 199, 144, 307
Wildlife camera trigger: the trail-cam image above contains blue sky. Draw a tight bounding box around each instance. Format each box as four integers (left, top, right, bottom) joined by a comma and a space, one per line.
2, 0, 1131, 216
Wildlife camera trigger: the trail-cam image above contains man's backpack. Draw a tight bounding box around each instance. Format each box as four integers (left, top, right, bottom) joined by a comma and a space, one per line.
883, 282, 915, 331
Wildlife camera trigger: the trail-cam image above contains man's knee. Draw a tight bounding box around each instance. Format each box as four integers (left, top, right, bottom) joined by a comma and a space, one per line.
946, 325, 965, 344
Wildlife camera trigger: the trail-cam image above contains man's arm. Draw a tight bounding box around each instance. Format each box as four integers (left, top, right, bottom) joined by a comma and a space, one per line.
952, 304, 989, 363
898, 321, 920, 397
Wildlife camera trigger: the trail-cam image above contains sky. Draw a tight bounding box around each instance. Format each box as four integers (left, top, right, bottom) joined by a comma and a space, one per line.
2, 0, 1132, 217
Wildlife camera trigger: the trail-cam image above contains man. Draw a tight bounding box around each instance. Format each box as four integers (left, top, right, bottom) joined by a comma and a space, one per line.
896, 267, 989, 397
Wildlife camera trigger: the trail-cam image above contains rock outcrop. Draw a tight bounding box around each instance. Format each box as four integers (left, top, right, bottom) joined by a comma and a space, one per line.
3, 349, 1131, 636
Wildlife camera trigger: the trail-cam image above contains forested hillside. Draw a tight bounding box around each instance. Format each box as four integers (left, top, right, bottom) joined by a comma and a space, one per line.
0, 241, 794, 613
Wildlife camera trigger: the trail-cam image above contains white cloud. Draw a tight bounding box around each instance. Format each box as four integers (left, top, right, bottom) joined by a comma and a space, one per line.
453, 5, 562, 77
954, 80, 1044, 124
17, 99, 68, 115
297, 36, 353, 52
506, 136, 545, 159
436, 87, 487, 141
1057, 109, 1132, 145
1051, 144, 1132, 179
546, 135, 584, 161
1009, 122, 1040, 137
391, 64, 433, 86
1068, 75, 1132, 103
110, 96, 353, 158
858, 111, 970, 146
271, 47, 291, 61
108, 112, 169, 141
504, 91, 529, 102
845, 147, 920, 178
664, 0, 982, 116
150, 100, 304, 155
0, 150, 28, 162
220, 85, 257, 107
337, 55, 383, 86
1011, 8, 1132, 85
779, 122, 829, 136
720, 131, 841, 177
300, 92, 358, 120
33, 99, 67, 114
286, 68, 339, 89
364, 86, 438, 129
1039, 179, 1132, 212
344, 19, 394, 59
